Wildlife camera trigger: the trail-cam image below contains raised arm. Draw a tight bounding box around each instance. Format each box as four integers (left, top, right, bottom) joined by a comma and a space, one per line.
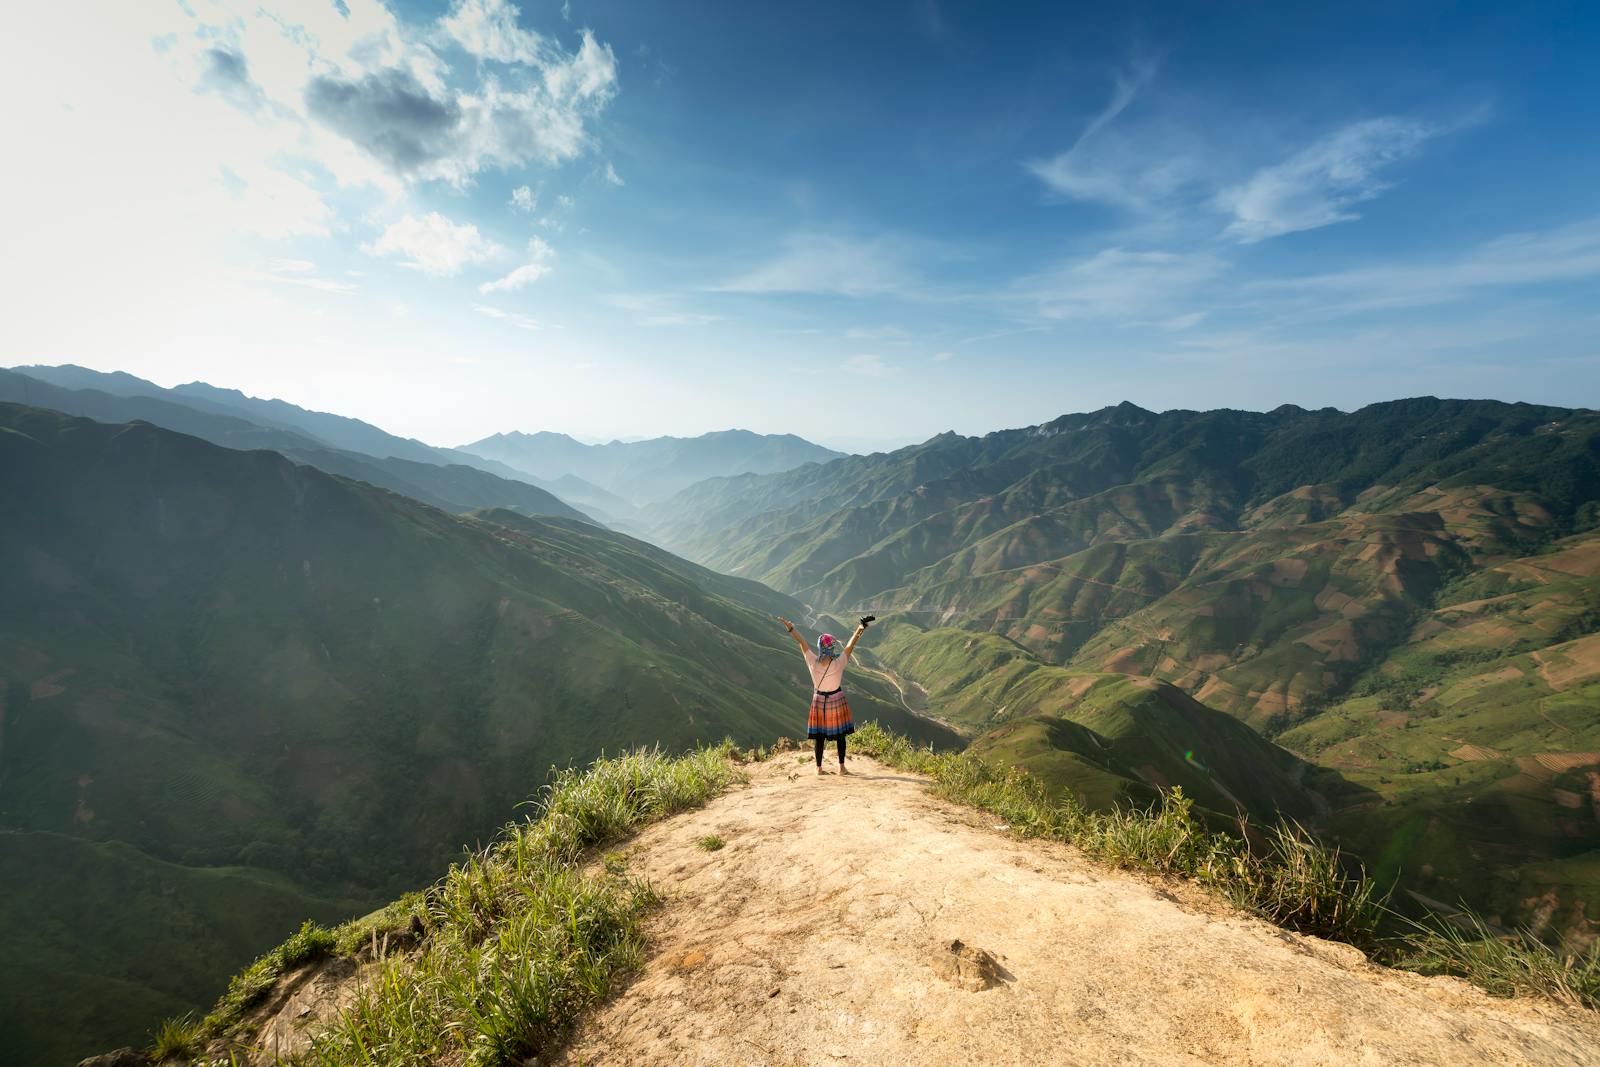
778, 617, 809, 653
843, 620, 868, 657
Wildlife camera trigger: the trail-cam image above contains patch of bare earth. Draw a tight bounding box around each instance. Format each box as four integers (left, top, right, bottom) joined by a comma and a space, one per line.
556, 755, 1600, 1067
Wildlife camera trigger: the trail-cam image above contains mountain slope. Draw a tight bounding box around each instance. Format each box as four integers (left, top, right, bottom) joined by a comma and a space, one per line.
0, 403, 952, 1062
0, 370, 588, 521
639, 398, 1600, 942
17, 364, 447, 467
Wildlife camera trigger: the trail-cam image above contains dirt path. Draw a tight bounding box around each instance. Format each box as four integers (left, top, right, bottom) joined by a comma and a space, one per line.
558, 754, 1600, 1067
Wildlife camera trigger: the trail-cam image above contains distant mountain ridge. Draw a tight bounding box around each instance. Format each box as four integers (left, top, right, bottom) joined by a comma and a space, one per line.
1, 367, 591, 523
460, 427, 846, 506
8, 364, 847, 524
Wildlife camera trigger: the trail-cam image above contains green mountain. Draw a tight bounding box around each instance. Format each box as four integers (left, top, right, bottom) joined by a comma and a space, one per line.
0, 402, 955, 1064
18, 364, 450, 467
0, 369, 589, 523
643, 399, 1600, 944
460, 427, 846, 505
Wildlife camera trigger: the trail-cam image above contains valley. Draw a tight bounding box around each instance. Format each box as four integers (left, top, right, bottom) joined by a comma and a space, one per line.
3, 374, 1598, 1062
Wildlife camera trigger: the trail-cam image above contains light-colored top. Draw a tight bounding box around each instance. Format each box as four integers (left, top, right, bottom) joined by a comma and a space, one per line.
804, 647, 851, 691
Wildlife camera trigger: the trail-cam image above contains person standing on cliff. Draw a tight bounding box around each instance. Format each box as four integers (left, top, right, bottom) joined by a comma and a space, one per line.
778, 617, 868, 775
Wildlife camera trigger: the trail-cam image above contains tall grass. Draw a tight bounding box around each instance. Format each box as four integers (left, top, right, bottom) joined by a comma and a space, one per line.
1402, 913, 1600, 1011
152, 744, 741, 1065
852, 721, 1596, 1012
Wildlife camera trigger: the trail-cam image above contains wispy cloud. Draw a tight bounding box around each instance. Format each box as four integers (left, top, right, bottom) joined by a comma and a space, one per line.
1218, 117, 1435, 243
1258, 216, 1600, 313
479, 236, 555, 292
605, 293, 721, 326
716, 234, 922, 298
473, 303, 555, 329
844, 353, 893, 377
244, 259, 360, 294
364, 212, 504, 276
509, 185, 538, 213
1017, 247, 1227, 320
602, 161, 625, 186
1025, 55, 1195, 213
1077, 55, 1160, 148
844, 324, 911, 341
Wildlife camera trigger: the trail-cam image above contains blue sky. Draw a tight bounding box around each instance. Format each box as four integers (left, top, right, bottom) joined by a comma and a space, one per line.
3, 1, 1597, 450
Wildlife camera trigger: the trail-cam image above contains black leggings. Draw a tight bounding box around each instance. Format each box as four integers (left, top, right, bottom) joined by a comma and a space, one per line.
814, 736, 846, 765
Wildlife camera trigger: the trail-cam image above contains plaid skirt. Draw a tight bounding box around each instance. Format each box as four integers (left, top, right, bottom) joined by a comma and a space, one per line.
807, 687, 855, 738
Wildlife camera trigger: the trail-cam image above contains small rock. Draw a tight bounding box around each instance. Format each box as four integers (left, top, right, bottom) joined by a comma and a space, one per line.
931, 939, 1008, 991
77, 1051, 149, 1067
768, 987, 780, 998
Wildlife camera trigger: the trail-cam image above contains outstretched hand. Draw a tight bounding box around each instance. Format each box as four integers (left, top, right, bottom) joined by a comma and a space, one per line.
777, 616, 796, 634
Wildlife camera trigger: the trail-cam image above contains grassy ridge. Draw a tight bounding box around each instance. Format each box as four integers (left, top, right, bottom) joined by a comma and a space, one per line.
850, 723, 1600, 1012
152, 730, 1597, 1066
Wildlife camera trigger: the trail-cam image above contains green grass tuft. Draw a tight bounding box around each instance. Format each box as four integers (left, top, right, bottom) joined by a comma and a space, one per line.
149, 1013, 202, 1062
697, 834, 726, 852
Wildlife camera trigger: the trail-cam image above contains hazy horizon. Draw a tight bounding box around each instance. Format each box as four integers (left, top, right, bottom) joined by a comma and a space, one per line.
4, 1, 1597, 445
13, 358, 1592, 458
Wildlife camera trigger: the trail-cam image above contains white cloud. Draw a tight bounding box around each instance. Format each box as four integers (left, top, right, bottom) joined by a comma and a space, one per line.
364, 212, 505, 275
844, 354, 894, 377
1218, 118, 1434, 243
510, 184, 537, 212
440, 0, 550, 66
1028, 130, 1202, 213
479, 236, 556, 292
717, 234, 920, 298
544, 32, 619, 102
1019, 248, 1226, 320
602, 161, 624, 186
151, 0, 621, 194
473, 302, 552, 329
